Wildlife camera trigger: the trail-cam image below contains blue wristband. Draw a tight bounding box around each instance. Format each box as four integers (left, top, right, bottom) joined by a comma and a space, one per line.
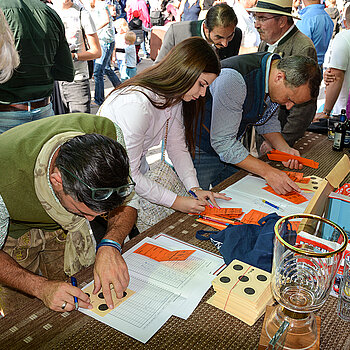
100, 238, 122, 249
96, 239, 122, 254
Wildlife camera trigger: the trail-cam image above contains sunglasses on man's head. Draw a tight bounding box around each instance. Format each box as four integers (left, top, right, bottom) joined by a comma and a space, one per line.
60, 166, 135, 201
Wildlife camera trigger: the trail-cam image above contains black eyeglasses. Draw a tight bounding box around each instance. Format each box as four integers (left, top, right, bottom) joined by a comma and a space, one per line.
60, 166, 135, 201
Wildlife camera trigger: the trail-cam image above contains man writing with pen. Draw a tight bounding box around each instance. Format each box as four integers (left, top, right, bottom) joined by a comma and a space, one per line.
0, 114, 138, 314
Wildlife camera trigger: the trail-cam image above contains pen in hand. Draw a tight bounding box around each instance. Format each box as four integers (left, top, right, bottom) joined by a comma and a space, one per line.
188, 189, 214, 208
71, 276, 79, 310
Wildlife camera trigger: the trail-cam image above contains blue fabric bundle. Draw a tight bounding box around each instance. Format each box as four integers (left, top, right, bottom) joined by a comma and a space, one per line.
196, 213, 282, 272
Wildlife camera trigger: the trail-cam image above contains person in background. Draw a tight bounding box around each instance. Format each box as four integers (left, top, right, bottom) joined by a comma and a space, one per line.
126, 0, 151, 58
113, 18, 130, 70
0, 9, 19, 84
325, 0, 340, 39
120, 31, 138, 81
155, 3, 242, 63
90, 0, 121, 106
177, 0, 203, 21
314, 3, 350, 121
0, 0, 74, 134
233, 0, 260, 54
247, 0, 318, 153
51, 0, 102, 113
98, 37, 230, 215
296, 0, 333, 68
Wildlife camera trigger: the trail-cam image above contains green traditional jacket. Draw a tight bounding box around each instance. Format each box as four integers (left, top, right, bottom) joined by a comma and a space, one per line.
0, 113, 117, 238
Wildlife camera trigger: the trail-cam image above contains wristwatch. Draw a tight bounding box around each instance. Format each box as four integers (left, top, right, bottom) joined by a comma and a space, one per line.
73, 52, 79, 62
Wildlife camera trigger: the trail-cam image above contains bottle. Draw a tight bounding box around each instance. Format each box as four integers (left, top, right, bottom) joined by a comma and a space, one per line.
344, 119, 350, 147
333, 109, 346, 151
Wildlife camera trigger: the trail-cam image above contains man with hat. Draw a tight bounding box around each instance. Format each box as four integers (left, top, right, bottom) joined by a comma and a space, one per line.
247, 0, 318, 152
154, 3, 242, 63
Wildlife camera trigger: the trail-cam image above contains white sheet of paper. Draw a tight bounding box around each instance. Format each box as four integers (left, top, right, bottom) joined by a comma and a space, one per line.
216, 175, 314, 217
80, 235, 225, 343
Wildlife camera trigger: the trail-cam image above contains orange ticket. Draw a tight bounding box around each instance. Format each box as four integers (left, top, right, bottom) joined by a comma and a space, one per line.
240, 209, 268, 225
134, 243, 195, 262
263, 185, 308, 204
196, 218, 227, 230
200, 207, 244, 219
267, 149, 319, 169
283, 171, 310, 184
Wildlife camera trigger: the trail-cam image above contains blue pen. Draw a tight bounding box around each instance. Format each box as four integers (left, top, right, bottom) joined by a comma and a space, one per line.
188, 189, 198, 199
188, 189, 214, 208
71, 276, 79, 310
261, 199, 280, 210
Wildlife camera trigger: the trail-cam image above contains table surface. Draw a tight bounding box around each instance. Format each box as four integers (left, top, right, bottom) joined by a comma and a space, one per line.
1, 132, 350, 350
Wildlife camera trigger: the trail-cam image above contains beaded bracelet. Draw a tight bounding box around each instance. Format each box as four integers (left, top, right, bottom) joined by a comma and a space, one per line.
96, 238, 122, 254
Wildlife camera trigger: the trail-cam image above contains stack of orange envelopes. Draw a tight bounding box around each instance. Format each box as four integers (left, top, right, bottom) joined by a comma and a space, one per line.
207, 260, 274, 326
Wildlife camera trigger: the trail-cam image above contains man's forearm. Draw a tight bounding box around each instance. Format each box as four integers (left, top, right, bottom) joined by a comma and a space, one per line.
263, 132, 290, 151
324, 75, 344, 114
236, 154, 273, 179
0, 250, 46, 299
105, 205, 137, 245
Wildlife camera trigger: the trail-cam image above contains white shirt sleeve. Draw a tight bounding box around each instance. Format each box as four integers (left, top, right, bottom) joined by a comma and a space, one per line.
99, 91, 189, 208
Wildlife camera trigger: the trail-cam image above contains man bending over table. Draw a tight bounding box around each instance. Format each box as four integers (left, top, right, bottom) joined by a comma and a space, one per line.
194, 53, 321, 193
0, 114, 137, 314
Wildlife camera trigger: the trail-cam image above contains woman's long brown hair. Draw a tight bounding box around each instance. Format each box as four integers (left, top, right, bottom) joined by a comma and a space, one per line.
108, 37, 221, 154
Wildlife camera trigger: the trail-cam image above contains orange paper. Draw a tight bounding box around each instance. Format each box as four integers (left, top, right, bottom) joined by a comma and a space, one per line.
283, 171, 310, 184
196, 218, 227, 230
267, 149, 319, 169
200, 207, 244, 219
134, 243, 195, 262
240, 209, 268, 225
263, 185, 308, 204
203, 214, 243, 225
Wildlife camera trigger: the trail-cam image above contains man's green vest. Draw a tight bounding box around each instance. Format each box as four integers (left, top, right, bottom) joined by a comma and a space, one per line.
0, 113, 117, 238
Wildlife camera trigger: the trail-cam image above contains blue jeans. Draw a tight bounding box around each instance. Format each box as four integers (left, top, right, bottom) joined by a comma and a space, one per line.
94, 41, 121, 105
0, 103, 54, 134
193, 147, 239, 190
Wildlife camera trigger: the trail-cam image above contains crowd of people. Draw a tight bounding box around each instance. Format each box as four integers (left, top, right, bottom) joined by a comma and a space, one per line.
0, 0, 349, 319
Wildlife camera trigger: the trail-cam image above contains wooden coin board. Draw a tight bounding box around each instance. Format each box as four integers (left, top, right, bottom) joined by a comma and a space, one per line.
83, 283, 135, 317
207, 260, 274, 326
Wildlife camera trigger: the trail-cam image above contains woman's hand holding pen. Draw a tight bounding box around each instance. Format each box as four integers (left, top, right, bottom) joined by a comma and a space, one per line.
189, 188, 231, 209
171, 190, 231, 214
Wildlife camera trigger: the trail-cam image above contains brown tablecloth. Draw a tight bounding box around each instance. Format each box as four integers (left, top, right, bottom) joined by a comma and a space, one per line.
1, 132, 350, 349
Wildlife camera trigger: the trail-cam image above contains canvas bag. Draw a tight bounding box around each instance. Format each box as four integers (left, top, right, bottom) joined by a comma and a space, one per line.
136, 119, 188, 232
196, 213, 286, 272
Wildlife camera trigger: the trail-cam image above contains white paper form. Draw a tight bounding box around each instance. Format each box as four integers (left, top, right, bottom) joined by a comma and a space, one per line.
215, 175, 314, 217
80, 235, 225, 343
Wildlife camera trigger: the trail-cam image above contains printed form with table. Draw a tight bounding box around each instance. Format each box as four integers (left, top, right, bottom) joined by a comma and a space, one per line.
80, 152, 350, 343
